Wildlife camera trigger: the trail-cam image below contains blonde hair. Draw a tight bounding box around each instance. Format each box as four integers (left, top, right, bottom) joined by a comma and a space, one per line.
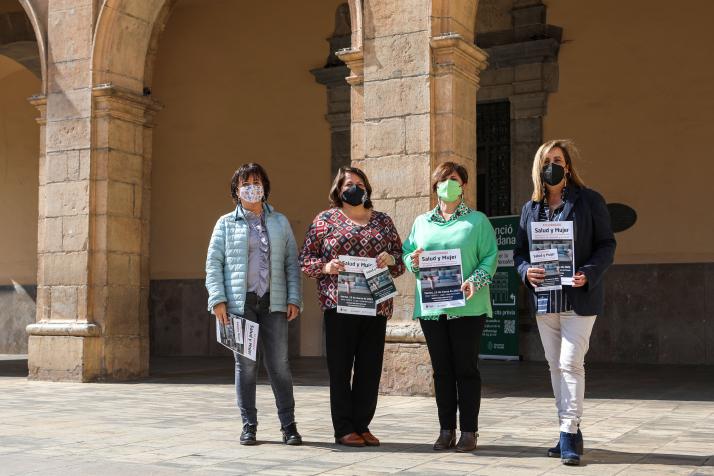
531, 139, 587, 201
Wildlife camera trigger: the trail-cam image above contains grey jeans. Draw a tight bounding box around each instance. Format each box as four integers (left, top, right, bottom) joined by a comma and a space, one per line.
235, 292, 295, 428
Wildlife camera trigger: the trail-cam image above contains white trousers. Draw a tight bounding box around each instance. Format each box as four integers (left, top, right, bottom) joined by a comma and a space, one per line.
536, 310, 596, 434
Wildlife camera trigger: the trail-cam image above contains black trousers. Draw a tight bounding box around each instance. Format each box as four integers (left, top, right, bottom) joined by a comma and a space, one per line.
419, 315, 486, 432
324, 309, 387, 438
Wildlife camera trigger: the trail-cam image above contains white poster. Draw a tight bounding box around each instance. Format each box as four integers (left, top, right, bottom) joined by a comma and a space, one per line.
337, 255, 377, 316
215, 314, 259, 361
364, 265, 398, 304
419, 249, 466, 312
529, 248, 562, 292
530, 221, 575, 286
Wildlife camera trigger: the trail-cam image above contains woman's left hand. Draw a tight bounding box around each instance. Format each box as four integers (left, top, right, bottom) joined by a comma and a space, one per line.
376, 251, 396, 268
461, 281, 476, 300
572, 272, 588, 288
286, 304, 300, 321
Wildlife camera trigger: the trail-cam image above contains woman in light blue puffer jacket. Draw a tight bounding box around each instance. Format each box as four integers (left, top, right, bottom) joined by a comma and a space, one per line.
205, 163, 303, 446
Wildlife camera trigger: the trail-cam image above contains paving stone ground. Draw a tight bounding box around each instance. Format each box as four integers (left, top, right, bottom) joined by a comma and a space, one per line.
1, 356, 713, 475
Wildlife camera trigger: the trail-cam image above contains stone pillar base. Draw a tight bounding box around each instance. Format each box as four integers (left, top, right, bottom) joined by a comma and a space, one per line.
27, 333, 149, 382
379, 342, 434, 396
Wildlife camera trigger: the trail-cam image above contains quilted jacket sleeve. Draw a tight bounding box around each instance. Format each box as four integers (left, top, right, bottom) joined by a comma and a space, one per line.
283, 215, 303, 309
205, 216, 228, 312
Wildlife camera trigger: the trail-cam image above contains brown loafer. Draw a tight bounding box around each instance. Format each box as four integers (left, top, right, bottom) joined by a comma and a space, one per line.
433, 429, 456, 450
455, 431, 478, 452
335, 432, 366, 447
360, 431, 380, 446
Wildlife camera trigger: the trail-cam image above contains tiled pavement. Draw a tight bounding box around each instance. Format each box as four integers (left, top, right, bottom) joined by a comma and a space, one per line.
1, 355, 713, 475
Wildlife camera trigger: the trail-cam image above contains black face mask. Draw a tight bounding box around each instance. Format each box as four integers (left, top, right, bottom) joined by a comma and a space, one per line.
541, 163, 566, 186
341, 185, 367, 206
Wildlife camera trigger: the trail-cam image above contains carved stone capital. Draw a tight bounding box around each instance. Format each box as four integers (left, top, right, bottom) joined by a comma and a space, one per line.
92, 83, 163, 127
336, 47, 364, 86
28, 94, 47, 126
431, 33, 489, 86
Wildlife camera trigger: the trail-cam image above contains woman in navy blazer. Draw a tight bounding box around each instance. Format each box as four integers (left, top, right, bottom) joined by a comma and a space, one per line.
514, 140, 616, 466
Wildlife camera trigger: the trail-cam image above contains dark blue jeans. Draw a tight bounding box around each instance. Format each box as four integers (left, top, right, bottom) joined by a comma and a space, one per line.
235, 292, 295, 428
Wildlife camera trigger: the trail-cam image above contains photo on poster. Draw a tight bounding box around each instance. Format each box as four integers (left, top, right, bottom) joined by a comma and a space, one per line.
364, 265, 398, 304
418, 249, 466, 312
529, 248, 562, 292
530, 221, 575, 285
337, 255, 377, 316
215, 315, 237, 351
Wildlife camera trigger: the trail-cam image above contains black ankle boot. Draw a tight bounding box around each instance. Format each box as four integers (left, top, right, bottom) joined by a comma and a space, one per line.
240, 423, 257, 445
281, 422, 302, 446
433, 429, 456, 450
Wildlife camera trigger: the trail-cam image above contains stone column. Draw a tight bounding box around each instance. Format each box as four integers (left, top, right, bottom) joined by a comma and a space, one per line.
338, 0, 486, 396
26, 0, 99, 381
26, 1, 160, 381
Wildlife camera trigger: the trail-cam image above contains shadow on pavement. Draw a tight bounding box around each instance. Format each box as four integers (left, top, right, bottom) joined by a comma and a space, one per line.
262, 441, 714, 468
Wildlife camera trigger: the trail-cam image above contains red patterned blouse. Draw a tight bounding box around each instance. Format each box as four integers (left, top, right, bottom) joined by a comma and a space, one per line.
300, 208, 406, 317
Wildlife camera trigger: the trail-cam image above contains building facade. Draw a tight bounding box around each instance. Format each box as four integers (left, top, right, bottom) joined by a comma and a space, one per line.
0, 0, 712, 386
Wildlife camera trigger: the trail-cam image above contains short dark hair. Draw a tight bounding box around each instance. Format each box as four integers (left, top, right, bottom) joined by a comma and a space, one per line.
231, 163, 271, 204
328, 166, 373, 209
431, 161, 468, 193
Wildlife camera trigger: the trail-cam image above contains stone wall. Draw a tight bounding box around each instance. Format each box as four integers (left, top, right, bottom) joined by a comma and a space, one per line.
0, 285, 36, 354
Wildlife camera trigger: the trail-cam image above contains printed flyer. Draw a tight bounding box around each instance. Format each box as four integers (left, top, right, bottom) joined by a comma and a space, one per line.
530, 221, 575, 285
364, 265, 398, 304
215, 314, 259, 361
337, 255, 377, 316
529, 248, 562, 292
418, 249, 466, 312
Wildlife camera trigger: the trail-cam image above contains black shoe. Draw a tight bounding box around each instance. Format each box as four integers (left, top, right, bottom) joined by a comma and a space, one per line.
455, 431, 478, 452
433, 429, 456, 450
240, 424, 257, 445
281, 422, 302, 446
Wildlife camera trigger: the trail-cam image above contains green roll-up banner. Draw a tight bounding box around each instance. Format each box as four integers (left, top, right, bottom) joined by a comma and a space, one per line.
480, 215, 521, 360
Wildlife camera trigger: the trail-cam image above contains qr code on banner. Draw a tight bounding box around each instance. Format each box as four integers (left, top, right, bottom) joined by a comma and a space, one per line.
504, 320, 516, 335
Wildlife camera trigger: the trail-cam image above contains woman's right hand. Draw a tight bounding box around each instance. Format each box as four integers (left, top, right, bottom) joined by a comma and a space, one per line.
213, 302, 229, 325
526, 266, 546, 286
410, 248, 424, 268
323, 258, 345, 275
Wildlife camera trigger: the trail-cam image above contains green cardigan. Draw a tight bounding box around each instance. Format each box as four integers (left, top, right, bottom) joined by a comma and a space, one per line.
402, 207, 498, 319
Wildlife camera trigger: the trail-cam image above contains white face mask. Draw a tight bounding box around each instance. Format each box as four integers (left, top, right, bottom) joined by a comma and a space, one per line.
239, 184, 264, 203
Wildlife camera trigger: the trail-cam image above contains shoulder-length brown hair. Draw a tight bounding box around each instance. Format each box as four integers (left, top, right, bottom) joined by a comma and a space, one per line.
328, 166, 373, 209
531, 139, 587, 201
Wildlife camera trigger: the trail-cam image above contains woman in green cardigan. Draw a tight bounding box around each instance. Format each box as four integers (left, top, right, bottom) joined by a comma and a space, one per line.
402, 161, 498, 453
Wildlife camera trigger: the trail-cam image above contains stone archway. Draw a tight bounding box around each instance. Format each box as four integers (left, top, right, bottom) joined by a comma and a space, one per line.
0, 0, 44, 357
28, 0, 362, 381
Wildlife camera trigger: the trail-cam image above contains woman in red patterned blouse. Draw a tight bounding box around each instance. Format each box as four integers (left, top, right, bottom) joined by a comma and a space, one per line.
300, 166, 405, 448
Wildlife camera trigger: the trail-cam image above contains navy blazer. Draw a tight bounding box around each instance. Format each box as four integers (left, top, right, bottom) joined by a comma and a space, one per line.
514, 185, 617, 316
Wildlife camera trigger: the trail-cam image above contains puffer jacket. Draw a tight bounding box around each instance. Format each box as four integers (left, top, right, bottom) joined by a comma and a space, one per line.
205, 203, 302, 315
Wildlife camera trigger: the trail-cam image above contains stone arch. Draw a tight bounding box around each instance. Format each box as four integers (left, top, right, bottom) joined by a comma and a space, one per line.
347, 0, 362, 50
82, 0, 364, 377
431, 0, 479, 42
0, 0, 46, 89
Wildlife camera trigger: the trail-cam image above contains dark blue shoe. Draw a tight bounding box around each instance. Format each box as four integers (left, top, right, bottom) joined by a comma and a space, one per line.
548, 428, 583, 457
559, 431, 581, 465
